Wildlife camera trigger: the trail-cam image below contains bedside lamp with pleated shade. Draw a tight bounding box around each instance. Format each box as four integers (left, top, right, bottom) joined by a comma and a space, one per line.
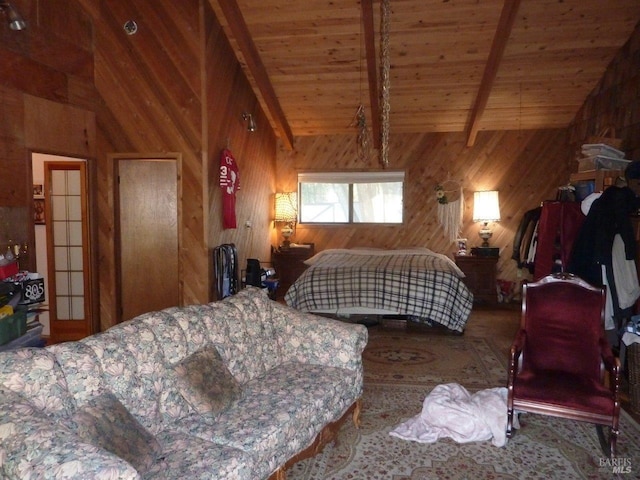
274, 192, 297, 249
473, 190, 500, 248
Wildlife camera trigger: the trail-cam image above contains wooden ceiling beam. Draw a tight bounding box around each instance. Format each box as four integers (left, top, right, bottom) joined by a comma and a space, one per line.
361, 0, 380, 149
465, 0, 521, 147
216, 0, 295, 150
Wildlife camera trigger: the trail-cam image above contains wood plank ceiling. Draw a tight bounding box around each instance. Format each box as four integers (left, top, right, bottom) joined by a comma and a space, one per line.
210, 0, 640, 148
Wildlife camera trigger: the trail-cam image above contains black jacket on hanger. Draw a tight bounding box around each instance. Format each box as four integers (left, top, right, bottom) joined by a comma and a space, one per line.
568, 186, 637, 287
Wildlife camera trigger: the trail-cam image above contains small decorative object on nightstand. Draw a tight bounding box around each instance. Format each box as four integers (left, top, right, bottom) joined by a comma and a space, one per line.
271, 243, 315, 300
455, 253, 498, 304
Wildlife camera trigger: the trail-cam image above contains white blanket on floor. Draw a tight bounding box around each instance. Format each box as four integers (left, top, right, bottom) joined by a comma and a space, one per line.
389, 383, 515, 447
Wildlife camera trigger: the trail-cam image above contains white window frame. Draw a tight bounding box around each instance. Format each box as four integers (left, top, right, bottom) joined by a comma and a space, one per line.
297, 171, 405, 225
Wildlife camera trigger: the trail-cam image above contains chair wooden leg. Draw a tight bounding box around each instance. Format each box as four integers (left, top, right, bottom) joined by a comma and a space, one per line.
506, 408, 515, 438
352, 399, 362, 428
596, 425, 618, 458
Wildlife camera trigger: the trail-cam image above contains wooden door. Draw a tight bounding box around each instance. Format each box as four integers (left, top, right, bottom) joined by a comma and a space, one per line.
45, 161, 93, 342
116, 158, 180, 321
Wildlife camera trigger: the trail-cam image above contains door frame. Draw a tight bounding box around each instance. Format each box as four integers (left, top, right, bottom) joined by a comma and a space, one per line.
112, 153, 183, 323
29, 151, 99, 342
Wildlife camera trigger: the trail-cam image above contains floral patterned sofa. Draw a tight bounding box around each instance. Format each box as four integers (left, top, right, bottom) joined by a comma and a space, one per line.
0, 287, 368, 479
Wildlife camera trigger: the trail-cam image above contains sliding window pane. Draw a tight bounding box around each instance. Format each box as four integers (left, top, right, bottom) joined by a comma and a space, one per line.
299, 183, 349, 223
353, 182, 403, 223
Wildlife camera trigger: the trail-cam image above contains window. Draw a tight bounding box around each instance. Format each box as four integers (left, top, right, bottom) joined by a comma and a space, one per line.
298, 171, 404, 224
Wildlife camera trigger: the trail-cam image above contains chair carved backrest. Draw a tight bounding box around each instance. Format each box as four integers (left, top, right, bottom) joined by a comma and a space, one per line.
509, 273, 619, 457
521, 273, 606, 380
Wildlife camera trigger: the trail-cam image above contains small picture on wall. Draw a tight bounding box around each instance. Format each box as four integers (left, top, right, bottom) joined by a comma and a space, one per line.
33, 184, 43, 197
34, 198, 45, 224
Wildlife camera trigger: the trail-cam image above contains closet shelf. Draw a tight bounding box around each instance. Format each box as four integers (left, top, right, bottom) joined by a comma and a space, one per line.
569, 169, 624, 191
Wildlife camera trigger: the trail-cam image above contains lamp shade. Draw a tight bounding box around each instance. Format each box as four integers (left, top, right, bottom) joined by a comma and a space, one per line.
473, 191, 500, 222
274, 192, 297, 222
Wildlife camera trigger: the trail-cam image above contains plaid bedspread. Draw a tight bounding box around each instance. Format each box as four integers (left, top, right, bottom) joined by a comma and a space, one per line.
284, 249, 474, 332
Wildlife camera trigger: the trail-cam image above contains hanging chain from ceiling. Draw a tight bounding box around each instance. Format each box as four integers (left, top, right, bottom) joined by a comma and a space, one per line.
380, 0, 391, 168
353, 6, 371, 163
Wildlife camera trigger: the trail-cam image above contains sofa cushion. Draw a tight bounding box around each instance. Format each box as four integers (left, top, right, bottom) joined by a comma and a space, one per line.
49, 341, 105, 408
171, 390, 318, 480
212, 288, 281, 383
148, 430, 254, 480
171, 346, 241, 415
163, 305, 212, 356
139, 310, 189, 364
0, 348, 75, 419
81, 322, 169, 433
0, 389, 140, 480
71, 392, 163, 474
242, 362, 359, 425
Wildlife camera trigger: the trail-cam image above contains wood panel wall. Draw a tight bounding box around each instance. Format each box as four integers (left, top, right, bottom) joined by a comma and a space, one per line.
205, 5, 277, 298
1, 0, 276, 332
82, 0, 276, 327
568, 21, 640, 161
275, 21, 640, 292
0, 0, 94, 266
1, 1, 637, 331
276, 128, 574, 288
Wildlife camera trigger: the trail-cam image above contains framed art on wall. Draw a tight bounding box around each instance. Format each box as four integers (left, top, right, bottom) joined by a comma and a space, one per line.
34, 198, 45, 224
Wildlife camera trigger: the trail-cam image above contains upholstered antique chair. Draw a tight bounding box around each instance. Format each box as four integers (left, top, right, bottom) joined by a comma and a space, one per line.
506, 273, 621, 457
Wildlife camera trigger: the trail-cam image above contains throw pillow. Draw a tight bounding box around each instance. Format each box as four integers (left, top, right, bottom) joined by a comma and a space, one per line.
172, 345, 241, 415
71, 392, 162, 473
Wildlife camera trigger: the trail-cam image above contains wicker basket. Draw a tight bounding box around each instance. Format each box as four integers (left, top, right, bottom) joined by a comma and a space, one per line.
628, 343, 640, 412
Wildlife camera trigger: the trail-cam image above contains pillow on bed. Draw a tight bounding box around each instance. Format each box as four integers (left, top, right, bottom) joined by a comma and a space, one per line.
304, 248, 382, 266
303, 248, 465, 278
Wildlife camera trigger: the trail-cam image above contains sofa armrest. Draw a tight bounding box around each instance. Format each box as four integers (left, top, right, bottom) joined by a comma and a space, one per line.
0, 393, 140, 480
271, 302, 368, 371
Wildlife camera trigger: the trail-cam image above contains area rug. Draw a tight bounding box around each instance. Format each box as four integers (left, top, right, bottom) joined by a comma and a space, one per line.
362, 330, 507, 388
287, 330, 640, 479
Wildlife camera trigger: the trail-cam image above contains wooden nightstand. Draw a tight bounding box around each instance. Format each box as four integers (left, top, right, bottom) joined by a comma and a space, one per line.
271, 244, 315, 300
454, 254, 498, 304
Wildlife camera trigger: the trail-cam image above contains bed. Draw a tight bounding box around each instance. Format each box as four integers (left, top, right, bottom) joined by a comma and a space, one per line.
283, 248, 474, 333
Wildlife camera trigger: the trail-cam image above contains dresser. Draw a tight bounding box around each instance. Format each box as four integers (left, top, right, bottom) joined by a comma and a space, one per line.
271, 244, 315, 300
454, 254, 498, 304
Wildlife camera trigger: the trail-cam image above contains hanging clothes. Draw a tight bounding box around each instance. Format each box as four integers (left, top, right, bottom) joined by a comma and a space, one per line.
219, 149, 240, 229
568, 187, 636, 286
568, 186, 639, 333
533, 201, 585, 281
512, 206, 541, 273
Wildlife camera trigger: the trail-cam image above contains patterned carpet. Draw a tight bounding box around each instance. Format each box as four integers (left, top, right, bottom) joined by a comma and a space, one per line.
287, 329, 640, 479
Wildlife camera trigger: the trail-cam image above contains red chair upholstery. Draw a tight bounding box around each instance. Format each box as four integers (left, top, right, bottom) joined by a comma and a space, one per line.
506, 273, 620, 457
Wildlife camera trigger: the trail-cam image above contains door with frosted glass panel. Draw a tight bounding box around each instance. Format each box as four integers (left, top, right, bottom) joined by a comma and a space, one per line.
45, 162, 92, 342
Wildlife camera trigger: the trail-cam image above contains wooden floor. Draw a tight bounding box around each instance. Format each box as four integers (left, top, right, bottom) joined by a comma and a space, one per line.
372, 302, 640, 425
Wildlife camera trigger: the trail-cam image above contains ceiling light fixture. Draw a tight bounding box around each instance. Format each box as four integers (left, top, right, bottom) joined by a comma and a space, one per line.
0, 1, 26, 31
123, 20, 138, 35
242, 112, 256, 132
